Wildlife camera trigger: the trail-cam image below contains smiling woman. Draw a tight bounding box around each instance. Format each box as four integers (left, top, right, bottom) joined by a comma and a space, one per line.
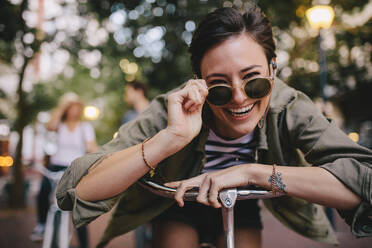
56, 5, 372, 248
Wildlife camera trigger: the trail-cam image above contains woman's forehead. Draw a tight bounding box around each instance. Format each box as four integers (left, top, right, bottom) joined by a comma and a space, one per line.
200, 34, 267, 77
68, 102, 83, 109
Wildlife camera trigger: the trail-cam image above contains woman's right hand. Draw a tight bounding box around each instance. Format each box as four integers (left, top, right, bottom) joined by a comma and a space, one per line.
166, 79, 208, 145
165, 164, 257, 208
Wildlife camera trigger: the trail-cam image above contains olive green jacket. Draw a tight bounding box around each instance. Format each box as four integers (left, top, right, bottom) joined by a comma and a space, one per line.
56, 79, 372, 247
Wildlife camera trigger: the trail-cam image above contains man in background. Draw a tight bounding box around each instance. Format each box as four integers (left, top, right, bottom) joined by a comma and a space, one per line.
122, 81, 150, 125
121, 81, 150, 247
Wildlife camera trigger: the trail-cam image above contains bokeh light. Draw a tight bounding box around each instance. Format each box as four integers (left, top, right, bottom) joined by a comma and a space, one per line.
306, 5, 335, 29
84, 105, 100, 120
0, 156, 14, 167
348, 132, 360, 143
120, 59, 138, 75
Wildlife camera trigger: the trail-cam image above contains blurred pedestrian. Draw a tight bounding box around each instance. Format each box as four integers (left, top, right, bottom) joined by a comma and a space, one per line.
122, 81, 150, 125
121, 81, 151, 248
31, 92, 97, 248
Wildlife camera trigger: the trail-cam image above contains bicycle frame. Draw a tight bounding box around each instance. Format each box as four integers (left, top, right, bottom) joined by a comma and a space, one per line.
37, 167, 72, 248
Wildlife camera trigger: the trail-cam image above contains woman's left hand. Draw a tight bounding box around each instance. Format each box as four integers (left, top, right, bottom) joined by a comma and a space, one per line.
165, 164, 257, 208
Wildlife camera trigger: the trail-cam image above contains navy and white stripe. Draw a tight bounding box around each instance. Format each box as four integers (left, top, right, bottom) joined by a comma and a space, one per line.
202, 130, 257, 173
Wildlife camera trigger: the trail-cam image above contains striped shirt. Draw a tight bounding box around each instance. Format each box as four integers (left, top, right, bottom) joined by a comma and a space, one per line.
202, 130, 257, 173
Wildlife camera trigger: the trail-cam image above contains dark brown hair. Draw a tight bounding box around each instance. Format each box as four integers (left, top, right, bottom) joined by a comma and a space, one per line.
127, 81, 148, 98
189, 6, 276, 78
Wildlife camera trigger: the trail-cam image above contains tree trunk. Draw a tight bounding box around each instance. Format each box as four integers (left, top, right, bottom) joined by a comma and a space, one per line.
9, 58, 30, 208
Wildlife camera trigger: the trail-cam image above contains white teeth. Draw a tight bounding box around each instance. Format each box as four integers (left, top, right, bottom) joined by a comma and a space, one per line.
229, 103, 255, 114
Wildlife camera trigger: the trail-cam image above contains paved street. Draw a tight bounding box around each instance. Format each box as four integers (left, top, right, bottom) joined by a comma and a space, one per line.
0, 168, 371, 248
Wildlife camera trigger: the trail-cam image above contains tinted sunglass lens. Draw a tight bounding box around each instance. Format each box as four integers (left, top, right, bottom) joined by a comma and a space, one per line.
244, 78, 271, 99
207, 86, 232, 106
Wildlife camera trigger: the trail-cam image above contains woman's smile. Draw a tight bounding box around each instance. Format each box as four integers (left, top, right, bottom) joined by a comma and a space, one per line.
225, 101, 257, 120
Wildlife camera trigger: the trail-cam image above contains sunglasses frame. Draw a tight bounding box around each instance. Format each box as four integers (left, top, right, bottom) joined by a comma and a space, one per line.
206, 63, 276, 106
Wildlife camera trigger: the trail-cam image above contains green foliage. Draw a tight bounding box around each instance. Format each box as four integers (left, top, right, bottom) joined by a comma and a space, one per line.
24, 84, 57, 123
0, 0, 25, 42
76, 0, 372, 139
0, 0, 25, 62
1, 0, 371, 143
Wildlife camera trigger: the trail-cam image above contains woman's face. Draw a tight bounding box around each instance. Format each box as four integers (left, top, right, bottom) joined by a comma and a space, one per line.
66, 103, 83, 121
124, 85, 137, 106
200, 33, 272, 139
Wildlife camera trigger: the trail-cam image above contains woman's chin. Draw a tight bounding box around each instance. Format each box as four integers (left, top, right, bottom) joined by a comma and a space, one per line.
212, 101, 265, 138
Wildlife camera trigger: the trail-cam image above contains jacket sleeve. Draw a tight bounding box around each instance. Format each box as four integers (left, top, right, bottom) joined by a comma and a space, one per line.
285, 91, 372, 237
56, 94, 169, 227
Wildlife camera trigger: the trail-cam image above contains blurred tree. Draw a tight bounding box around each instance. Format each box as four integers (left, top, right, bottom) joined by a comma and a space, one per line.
89, 0, 371, 126
31, 0, 371, 142
272, 0, 372, 127
0, 0, 43, 207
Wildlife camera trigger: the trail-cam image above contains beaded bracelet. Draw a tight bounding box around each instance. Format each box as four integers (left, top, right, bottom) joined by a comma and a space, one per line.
141, 138, 156, 177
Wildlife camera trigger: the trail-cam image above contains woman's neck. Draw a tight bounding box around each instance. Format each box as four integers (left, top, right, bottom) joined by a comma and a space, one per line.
133, 98, 150, 112
210, 123, 235, 140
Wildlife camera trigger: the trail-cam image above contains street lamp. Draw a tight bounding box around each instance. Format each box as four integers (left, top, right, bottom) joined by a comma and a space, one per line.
306, 5, 335, 102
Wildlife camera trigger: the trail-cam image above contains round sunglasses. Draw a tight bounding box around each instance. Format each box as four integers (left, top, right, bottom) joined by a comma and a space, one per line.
206, 64, 275, 106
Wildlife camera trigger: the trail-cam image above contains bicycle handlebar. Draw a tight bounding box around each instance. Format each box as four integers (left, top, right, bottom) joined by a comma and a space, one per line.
138, 179, 284, 201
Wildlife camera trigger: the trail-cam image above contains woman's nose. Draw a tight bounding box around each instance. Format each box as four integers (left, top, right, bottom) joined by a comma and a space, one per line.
230, 86, 247, 104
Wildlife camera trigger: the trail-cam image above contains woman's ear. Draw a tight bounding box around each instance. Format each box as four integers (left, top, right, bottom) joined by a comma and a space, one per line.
270, 58, 277, 70
270, 58, 277, 77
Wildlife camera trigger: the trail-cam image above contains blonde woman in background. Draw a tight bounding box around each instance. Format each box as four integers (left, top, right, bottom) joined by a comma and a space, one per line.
31, 93, 97, 248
